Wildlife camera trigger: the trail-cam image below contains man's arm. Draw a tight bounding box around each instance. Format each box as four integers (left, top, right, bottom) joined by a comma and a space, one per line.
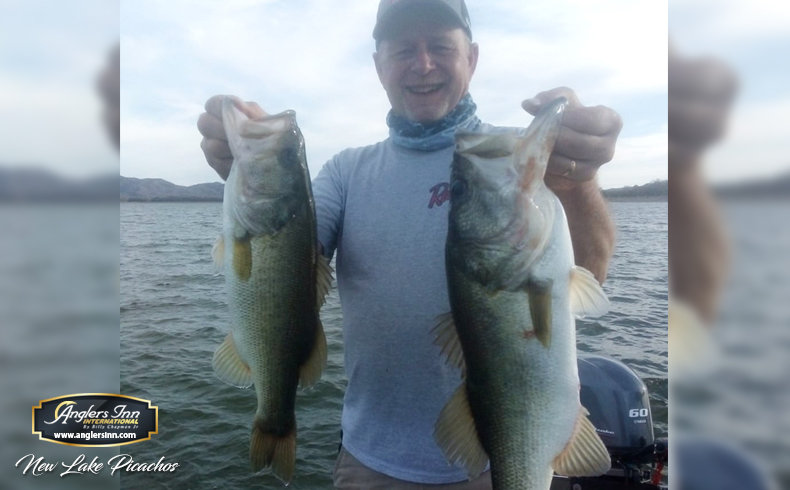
523, 87, 622, 284
553, 180, 615, 284
668, 49, 737, 325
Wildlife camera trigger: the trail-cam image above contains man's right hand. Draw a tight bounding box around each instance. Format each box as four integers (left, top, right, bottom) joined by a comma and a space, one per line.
197, 95, 267, 180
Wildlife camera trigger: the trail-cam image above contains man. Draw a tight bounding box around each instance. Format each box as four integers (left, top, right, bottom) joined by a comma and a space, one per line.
198, 1, 621, 487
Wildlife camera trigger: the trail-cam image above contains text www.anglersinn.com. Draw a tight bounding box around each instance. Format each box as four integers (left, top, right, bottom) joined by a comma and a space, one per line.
53, 431, 137, 441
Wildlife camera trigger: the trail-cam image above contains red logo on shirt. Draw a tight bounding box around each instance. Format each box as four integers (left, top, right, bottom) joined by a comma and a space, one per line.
429, 182, 450, 209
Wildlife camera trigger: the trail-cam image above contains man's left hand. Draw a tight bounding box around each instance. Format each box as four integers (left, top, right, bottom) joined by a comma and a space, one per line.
522, 87, 622, 191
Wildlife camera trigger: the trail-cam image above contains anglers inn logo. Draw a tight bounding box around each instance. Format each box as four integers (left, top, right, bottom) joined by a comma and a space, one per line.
32, 394, 158, 447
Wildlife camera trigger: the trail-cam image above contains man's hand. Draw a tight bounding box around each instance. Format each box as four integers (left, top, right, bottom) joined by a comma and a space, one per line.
522, 87, 619, 283
668, 47, 738, 169
522, 87, 622, 192
197, 95, 267, 181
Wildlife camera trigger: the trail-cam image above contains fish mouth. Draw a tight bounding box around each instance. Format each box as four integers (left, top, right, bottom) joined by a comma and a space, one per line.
524, 96, 567, 144
222, 97, 297, 139
512, 96, 567, 191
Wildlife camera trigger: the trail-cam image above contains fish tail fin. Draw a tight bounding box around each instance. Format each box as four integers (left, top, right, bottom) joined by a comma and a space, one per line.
299, 318, 327, 388
250, 417, 296, 484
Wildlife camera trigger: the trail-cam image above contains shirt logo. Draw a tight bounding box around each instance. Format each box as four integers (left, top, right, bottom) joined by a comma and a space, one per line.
428, 182, 450, 209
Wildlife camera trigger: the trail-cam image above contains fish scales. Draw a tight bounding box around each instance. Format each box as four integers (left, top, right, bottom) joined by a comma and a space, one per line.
212, 98, 330, 485
228, 217, 314, 420
434, 98, 611, 489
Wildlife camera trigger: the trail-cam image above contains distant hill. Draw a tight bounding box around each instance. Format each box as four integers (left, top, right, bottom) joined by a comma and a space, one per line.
119, 176, 671, 202
0, 167, 118, 202
5, 167, 787, 203
602, 180, 667, 201
120, 176, 223, 202
714, 172, 790, 199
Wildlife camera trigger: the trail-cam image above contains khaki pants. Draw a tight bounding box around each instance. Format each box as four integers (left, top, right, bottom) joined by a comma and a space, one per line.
333, 447, 492, 490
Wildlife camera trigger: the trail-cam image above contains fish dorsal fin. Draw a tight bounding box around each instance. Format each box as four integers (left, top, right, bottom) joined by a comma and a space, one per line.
212, 333, 253, 388
315, 254, 333, 309
299, 318, 327, 388
212, 235, 225, 269
552, 407, 611, 477
432, 312, 466, 375
434, 384, 489, 478
569, 266, 609, 318
527, 278, 553, 348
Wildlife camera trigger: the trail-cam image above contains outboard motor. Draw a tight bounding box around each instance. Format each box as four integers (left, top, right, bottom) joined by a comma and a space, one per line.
551, 355, 667, 489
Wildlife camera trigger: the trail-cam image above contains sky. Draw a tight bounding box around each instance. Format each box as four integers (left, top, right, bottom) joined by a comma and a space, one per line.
669, 0, 790, 185
117, 0, 668, 190
4, 2, 788, 190
0, 1, 119, 177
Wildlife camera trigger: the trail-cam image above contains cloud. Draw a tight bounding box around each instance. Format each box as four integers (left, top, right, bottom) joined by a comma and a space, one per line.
474, 0, 667, 101
0, 76, 117, 175
704, 98, 790, 184
600, 129, 668, 189
671, 0, 790, 52
121, 0, 668, 186
121, 115, 215, 186
0, 0, 118, 175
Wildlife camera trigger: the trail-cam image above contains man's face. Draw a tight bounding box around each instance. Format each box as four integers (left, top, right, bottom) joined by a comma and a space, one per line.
374, 20, 478, 124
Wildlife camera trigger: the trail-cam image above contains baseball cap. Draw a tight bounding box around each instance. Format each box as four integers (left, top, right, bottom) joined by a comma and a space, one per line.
373, 0, 472, 42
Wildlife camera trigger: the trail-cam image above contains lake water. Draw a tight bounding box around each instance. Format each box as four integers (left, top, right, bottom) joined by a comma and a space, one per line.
119, 200, 668, 489
671, 200, 790, 488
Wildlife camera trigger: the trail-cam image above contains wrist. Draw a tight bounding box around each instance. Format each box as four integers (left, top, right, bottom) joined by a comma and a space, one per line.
548, 175, 599, 199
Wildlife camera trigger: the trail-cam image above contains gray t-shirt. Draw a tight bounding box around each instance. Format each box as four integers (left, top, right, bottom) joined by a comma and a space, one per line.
313, 134, 478, 483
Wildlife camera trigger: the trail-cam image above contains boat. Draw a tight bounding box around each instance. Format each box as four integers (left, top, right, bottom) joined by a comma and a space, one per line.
550, 355, 667, 489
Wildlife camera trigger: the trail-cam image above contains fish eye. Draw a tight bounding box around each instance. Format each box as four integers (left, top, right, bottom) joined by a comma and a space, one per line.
451, 179, 468, 201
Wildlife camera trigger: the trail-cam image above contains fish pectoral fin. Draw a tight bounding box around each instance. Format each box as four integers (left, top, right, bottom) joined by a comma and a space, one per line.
527, 278, 553, 348
552, 407, 611, 477
315, 253, 334, 309
299, 318, 327, 388
432, 312, 466, 375
250, 415, 296, 484
434, 384, 488, 478
569, 266, 610, 318
232, 236, 253, 281
212, 333, 253, 388
212, 235, 225, 269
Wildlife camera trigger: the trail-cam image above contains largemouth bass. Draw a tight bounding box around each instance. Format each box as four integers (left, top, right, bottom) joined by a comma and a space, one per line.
434, 98, 611, 489
212, 98, 331, 484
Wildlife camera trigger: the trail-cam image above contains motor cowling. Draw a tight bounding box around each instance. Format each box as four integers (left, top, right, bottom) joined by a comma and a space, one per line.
578, 355, 655, 462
